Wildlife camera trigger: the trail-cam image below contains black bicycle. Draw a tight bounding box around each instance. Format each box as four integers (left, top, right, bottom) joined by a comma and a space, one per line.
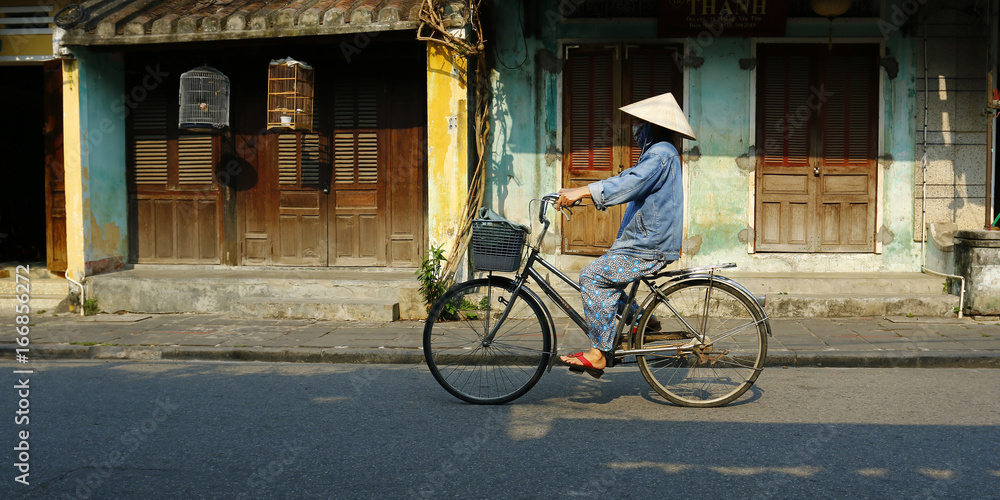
423, 193, 770, 407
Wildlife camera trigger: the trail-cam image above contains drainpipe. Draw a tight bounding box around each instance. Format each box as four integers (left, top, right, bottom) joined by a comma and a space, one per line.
918, 21, 966, 318
65, 273, 85, 316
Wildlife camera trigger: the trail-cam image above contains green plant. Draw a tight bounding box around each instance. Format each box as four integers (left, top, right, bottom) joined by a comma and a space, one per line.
416, 245, 451, 313
906, 312, 915, 318
83, 298, 100, 316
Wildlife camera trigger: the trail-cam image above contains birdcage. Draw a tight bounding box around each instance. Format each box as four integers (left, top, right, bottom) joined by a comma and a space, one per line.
178, 66, 230, 130
267, 58, 314, 131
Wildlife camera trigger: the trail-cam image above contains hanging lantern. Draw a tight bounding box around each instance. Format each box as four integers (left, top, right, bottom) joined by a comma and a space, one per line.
810, 0, 852, 17
811, 0, 852, 49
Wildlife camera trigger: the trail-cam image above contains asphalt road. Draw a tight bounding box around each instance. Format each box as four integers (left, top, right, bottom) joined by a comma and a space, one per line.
2, 361, 999, 499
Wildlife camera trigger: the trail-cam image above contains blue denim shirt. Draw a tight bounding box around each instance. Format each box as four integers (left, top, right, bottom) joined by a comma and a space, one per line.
587, 140, 683, 261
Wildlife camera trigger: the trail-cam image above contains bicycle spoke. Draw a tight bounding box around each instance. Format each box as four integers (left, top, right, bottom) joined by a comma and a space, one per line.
424, 278, 551, 404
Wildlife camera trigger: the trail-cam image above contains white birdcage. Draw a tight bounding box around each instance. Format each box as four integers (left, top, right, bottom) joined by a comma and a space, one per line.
179, 66, 230, 130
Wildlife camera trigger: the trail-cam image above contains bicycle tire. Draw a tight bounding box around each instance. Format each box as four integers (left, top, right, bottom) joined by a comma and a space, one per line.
423, 277, 551, 405
636, 277, 767, 407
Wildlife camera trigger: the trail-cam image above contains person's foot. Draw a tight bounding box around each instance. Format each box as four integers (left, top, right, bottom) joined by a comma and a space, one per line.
559, 348, 607, 370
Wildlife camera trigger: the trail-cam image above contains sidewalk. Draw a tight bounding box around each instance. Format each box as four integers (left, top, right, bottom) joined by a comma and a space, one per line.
2, 312, 999, 367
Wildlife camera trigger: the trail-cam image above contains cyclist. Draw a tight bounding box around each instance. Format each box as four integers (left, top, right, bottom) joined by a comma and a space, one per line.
555, 92, 696, 378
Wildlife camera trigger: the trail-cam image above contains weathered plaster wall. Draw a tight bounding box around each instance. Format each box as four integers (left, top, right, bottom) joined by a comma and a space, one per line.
913, 0, 993, 238
486, 0, 929, 273
426, 43, 469, 258
63, 48, 128, 278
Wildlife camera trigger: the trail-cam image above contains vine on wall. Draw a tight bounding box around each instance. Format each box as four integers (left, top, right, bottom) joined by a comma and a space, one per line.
417, 0, 491, 283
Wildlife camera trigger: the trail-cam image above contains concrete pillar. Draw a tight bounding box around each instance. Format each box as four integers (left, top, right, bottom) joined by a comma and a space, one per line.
425, 42, 469, 260
61, 49, 128, 280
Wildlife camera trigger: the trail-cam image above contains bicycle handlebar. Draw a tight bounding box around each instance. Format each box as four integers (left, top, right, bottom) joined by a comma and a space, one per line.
539, 193, 560, 224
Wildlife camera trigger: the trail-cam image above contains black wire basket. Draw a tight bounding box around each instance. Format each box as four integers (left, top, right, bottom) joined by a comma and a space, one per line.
470, 219, 527, 272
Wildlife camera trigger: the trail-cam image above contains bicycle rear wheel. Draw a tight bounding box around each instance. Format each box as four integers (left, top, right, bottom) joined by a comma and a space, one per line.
423, 277, 551, 404
636, 277, 767, 407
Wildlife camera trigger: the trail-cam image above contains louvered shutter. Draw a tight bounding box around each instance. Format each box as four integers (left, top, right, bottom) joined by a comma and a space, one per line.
760, 51, 811, 167
823, 53, 877, 168
334, 80, 379, 185
278, 133, 322, 187
133, 93, 169, 186
627, 48, 682, 166
566, 50, 614, 175
177, 135, 215, 185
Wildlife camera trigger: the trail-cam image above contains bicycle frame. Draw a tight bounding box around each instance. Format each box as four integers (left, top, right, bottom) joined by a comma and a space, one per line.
480, 194, 770, 368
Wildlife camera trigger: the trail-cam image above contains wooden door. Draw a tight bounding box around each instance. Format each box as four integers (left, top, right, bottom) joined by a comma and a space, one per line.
273, 132, 328, 266
386, 74, 426, 267
755, 44, 878, 252
562, 45, 683, 255
128, 67, 221, 264
43, 61, 67, 272
329, 77, 386, 266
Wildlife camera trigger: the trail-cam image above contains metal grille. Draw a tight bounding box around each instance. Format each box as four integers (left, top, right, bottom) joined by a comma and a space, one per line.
178, 66, 230, 129
471, 220, 526, 272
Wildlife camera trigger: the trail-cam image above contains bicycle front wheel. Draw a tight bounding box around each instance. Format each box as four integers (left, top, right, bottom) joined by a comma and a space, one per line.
636, 277, 767, 407
423, 277, 551, 404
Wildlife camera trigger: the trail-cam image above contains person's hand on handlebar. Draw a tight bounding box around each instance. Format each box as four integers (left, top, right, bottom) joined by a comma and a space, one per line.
555, 186, 591, 211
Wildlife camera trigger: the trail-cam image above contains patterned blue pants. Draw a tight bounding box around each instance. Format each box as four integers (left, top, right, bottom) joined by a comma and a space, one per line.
580, 253, 667, 351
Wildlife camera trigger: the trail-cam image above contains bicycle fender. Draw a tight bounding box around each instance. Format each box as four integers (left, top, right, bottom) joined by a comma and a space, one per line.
661, 274, 772, 337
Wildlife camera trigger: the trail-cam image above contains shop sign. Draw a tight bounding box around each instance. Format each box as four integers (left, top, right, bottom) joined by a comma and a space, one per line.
658, 0, 789, 37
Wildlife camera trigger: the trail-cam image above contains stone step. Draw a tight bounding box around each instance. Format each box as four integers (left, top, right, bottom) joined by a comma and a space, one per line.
0, 278, 70, 295
231, 297, 399, 321
522, 271, 958, 318
0, 263, 56, 279
0, 277, 72, 315
87, 267, 424, 319
763, 294, 960, 318
720, 272, 949, 296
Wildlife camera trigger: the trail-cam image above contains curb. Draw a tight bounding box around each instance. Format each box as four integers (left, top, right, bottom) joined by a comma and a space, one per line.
3, 344, 999, 368
0, 344, 426, 364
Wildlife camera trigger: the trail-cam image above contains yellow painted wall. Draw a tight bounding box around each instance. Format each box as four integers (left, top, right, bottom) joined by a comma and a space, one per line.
61, 57, 84, 281
426, 42, 468, 259
0, 0, 69, 60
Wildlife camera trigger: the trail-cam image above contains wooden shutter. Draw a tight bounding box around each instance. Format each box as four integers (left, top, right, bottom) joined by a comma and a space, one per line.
760, 51, 812, 167
334, 80, 379, 185
626, 47, 683, 166
133, 93, 169, 187
127, 66, 220, 264
566, 49, 615, 176
329, 76, 386, 265
755, 44, 878, 253
822, 52, 877, 168
177, 135, 215, 185
278, 133, 322, 187
816, 47, 878, 251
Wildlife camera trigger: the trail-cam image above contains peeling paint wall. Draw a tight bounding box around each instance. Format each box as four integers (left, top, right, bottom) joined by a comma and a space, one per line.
484, 0, 983, 274
64, 48, 128, 278
426, 43, 469, 258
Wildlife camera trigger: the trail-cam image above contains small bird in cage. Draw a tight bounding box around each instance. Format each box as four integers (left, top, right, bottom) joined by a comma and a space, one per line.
199, 102, 209, 113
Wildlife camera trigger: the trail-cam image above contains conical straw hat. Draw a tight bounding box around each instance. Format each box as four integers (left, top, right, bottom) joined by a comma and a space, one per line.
620, 92, 696, 141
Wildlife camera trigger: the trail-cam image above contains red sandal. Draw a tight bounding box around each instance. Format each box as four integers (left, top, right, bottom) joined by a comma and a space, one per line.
558, 352, 605, 379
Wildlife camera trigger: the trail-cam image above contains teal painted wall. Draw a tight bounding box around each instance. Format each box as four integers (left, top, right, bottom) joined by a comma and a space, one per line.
76, 48, 128, 273
486, 1, 922, 272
